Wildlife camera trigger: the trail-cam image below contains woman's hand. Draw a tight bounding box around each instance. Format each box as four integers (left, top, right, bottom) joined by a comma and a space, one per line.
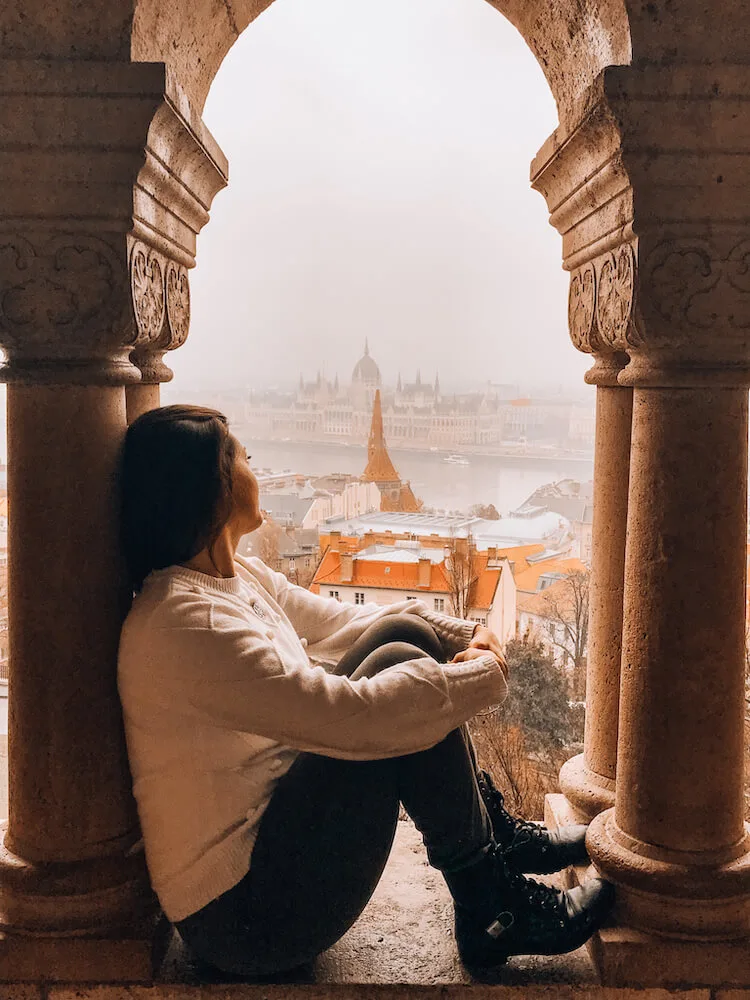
469, 625, 503, 658
451, 644, 509, 680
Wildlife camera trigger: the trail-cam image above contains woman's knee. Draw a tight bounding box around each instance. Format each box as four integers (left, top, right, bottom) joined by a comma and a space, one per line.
368, 613, 443, 658
351, 640, 435, 679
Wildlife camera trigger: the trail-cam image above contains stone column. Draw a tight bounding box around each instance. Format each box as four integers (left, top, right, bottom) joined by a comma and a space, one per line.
0, 60, 226, 981
588, 382, 750, 940
0, 383, 162, 979
584, 232, 750, 985
559, 353, 632, 821
534, 58, 750, 988
126, 382, 161, 423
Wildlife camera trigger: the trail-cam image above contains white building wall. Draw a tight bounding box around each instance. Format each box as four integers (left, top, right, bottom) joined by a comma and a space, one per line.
320, 584, 450, 611
322, 566, 516, 644
302, 481, 382, 530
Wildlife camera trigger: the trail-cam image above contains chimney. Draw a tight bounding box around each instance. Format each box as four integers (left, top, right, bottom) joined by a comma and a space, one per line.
340, 553, 353, 583
329, 531, 341, 552
487, 546, 497, 564
418, 557, 431, 588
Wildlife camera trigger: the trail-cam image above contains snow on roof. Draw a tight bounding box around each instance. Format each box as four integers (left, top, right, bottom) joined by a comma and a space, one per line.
322, 509, 571, 549
355, 545, 445, 564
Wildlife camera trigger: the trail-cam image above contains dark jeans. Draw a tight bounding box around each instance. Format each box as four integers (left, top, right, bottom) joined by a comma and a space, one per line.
176, 614, 492, 976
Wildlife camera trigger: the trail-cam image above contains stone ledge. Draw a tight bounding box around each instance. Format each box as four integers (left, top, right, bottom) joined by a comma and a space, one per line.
157, 819, 596, 989
46, 987, 713, 1000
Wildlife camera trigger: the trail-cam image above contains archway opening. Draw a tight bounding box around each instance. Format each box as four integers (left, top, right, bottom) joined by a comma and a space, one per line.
164, 0, 595, 520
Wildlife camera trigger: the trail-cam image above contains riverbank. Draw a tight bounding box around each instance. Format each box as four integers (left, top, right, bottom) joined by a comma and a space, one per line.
241, 437, 593, 515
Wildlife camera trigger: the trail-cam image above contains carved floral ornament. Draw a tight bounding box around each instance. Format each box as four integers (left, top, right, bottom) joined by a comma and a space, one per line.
643, 237, 750, 332
568, 243, 639, 356
568, 236, 750, 383
0, 233, 127, 346
130, 243, 165, 345
128, 240, 191, 378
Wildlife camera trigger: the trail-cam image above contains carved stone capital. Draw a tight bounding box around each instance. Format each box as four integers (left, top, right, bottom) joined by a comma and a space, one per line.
567, 243, 637, 388
0, 231, 140, 385
128, 239, 191, 384
0, 61, 222, 386
620, 230, 750, 387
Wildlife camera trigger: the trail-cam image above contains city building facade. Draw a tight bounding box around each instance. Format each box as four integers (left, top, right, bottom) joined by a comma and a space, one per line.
243, 343, 596, 454
311, 540, 516, 642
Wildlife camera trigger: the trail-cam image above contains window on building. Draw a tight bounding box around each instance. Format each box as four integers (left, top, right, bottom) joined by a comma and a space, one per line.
434, 598, 445, 612
354, 592, 365, 605
329, 590, 340, 601
547, 621, 556, 638
406, 596, 417, 601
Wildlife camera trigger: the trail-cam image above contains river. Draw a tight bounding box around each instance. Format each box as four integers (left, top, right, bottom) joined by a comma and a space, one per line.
241, 437, 594, 515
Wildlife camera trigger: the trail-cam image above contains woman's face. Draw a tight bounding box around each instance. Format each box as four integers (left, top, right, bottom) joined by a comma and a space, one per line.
228, 436, 263, 536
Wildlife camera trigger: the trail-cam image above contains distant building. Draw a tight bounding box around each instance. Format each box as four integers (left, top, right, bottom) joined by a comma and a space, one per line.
311, 539, 516, 642
513, 479, 594, 564
302, 481, 382, 530
242, 343, 595, 453
318, 508, 574, 556
515, 555, 589, 671
361, 390, 421, 513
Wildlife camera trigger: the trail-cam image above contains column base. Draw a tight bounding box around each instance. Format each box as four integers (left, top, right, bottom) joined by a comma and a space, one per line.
558, 753, 616, 821
588, 808, 750, 939
0, 914, 170, 983
589, 924, 750, 989
546, 794, 750, 988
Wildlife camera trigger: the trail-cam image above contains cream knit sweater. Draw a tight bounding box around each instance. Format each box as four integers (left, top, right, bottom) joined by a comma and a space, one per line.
117, 554, 508, 921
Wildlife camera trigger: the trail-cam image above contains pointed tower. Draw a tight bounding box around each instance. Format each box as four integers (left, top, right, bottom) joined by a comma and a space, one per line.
434, 371, 440, 397
397, 372, 402, 393
299, 372, 304, 390
362, 390, 399, 484
334, 373, 339, 392
364, 337, 370, 356
416, 369, 422, 387
361, 391, 423, 512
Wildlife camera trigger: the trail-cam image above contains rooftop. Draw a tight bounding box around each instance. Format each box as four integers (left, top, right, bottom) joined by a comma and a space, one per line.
322, 511, 571, 551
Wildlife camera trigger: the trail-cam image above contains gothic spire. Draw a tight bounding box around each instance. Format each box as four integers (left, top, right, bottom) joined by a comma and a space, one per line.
362, 389, 400, 484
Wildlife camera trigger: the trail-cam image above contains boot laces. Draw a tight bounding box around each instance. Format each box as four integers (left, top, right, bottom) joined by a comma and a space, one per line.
479, 771, 548, 846
499, 856, 560, 912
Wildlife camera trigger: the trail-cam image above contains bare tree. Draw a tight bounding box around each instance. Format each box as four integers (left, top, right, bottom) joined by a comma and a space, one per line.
445, 532, 478, 620
253, 517, 283, 571
540, 569, 590, 700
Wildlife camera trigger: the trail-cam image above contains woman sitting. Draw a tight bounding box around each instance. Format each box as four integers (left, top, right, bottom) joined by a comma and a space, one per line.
117, 404, 613, 979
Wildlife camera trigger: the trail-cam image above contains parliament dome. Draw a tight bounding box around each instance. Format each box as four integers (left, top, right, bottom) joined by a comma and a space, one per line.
351, 340, 381, 386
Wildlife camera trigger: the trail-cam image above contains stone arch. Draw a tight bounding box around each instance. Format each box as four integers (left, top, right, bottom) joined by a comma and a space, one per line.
129, 0, 632, 127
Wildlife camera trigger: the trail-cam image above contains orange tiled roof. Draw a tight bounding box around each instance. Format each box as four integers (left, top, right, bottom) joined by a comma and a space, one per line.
381, 483, 422, 513
312, 548, 502, 609
514, 556, 587, 595
517, 577, 577, 617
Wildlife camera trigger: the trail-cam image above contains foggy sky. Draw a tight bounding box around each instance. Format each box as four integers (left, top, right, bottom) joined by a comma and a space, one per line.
169, 0, 593, 395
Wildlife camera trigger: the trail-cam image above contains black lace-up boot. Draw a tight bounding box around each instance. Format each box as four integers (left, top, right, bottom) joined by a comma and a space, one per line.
476, 769, 589, 874
444, 845, 614, 974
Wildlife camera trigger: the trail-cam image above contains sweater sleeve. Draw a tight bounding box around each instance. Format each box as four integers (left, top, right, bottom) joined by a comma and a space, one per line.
240, 556, 480, 664
172, 606, 508, 760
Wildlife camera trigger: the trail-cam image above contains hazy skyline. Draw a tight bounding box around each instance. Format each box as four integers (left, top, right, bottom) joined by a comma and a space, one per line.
171, 0, 592, 395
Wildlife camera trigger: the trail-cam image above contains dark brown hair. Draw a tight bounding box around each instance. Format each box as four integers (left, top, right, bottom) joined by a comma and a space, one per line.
121, 404, 239, 591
